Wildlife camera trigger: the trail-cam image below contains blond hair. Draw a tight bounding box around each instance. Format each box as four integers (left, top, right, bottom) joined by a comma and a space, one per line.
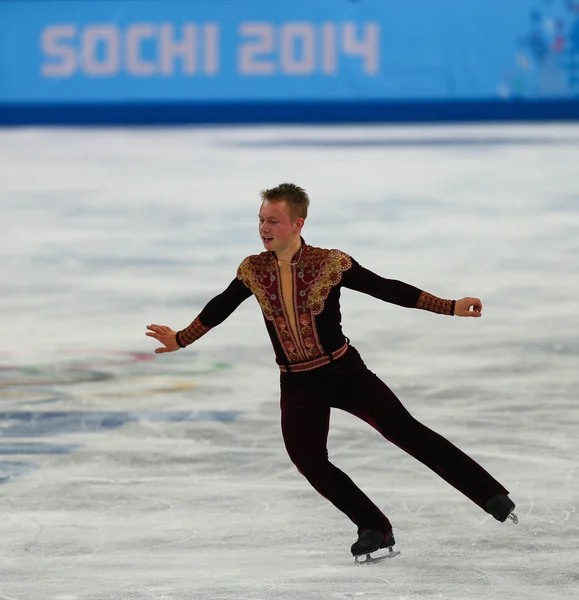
260, 183, 309, 220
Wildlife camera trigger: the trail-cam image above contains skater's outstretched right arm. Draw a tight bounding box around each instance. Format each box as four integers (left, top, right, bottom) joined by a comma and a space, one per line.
146, 277, 252, 354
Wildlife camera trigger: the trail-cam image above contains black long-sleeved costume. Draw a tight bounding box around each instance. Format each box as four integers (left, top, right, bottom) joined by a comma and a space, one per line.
175, 239, 509, 535
176, 240, 455, 370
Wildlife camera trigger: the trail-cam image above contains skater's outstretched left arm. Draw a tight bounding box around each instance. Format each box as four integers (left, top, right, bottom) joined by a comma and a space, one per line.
340, 256, 482, 317
146, 276, 253, 354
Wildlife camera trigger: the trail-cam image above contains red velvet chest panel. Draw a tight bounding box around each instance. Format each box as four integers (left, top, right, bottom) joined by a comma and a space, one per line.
237, 244, 352, 363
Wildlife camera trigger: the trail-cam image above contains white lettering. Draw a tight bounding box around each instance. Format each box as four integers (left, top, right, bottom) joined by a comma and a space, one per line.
83, 25, 120, 76
281, 23, 315, 75
160, 24, 196, 75
203, 23, 219, 75
41, 25, 77, 77
126, 24, 156, 76
342, 23, 379, 75
39, 20, 381, 80
239, 23, 275, 75
321, 23, 337, 75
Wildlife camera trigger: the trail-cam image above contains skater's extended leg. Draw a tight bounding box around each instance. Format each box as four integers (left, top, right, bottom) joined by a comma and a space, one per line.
334, 350, 509, 511
280, 373, 391, 534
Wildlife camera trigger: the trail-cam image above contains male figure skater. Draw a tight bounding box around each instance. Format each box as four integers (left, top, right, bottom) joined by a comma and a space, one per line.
146, 183, 517, 563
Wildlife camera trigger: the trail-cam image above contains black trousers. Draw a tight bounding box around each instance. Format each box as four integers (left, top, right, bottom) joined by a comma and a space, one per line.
280, 345, 509, 534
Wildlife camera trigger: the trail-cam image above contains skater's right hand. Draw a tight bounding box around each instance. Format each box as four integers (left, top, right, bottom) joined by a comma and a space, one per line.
146, 324, 180, 354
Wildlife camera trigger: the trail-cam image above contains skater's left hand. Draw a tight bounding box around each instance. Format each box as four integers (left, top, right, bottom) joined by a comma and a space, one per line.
454, 297, 483, 317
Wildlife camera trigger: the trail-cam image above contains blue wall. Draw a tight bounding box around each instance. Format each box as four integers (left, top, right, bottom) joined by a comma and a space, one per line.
1, 0, 578, 124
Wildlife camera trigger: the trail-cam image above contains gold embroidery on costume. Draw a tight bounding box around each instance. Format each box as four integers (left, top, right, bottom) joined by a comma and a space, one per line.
237, 256, 275, 321
274, 315, 304, 363
293, 301, 322, 360
289, 247, 352, 359
308, 250, 352, 315
178, 317, 211, 347
416, 291, 454, 315
278, 264, 306, 359
235, 245, 353, 364
237, 253, 304, 362
278, 342, 349, 373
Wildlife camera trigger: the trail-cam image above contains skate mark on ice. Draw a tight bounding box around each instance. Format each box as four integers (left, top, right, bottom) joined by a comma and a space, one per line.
466, 566, 494, 586
258, 499, 300, 538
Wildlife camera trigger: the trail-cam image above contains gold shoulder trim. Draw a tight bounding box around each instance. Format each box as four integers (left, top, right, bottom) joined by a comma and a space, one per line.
308, 250, 353, 315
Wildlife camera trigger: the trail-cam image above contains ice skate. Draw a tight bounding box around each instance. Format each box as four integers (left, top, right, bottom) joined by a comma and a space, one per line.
351, 529, 400, 564
486, 494, 518, 524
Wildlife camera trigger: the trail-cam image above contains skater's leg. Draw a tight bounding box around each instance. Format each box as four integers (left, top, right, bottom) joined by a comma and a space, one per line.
333, 350, 509, 510
280, 373, 391, 534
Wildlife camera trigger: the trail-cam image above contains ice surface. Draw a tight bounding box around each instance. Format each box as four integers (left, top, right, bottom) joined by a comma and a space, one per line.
0, 124, 578, 599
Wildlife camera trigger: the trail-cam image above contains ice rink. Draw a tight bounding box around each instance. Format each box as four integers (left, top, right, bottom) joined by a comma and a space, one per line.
1, 124, 578, 599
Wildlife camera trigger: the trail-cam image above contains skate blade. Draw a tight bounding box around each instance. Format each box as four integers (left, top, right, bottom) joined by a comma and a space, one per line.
508, 512, 519, 524
354, 547, 400, 565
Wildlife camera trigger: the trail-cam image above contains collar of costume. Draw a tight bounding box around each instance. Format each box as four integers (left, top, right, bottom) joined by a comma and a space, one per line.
271, 237, 307, 265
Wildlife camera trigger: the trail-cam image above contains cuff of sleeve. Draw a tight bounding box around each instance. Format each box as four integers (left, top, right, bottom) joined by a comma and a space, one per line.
176, 331, 186, 348
176, 317, 211, 348
416, 291, 455, 316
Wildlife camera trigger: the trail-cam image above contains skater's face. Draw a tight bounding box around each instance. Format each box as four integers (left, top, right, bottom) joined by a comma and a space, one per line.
259, 200, 303, 253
